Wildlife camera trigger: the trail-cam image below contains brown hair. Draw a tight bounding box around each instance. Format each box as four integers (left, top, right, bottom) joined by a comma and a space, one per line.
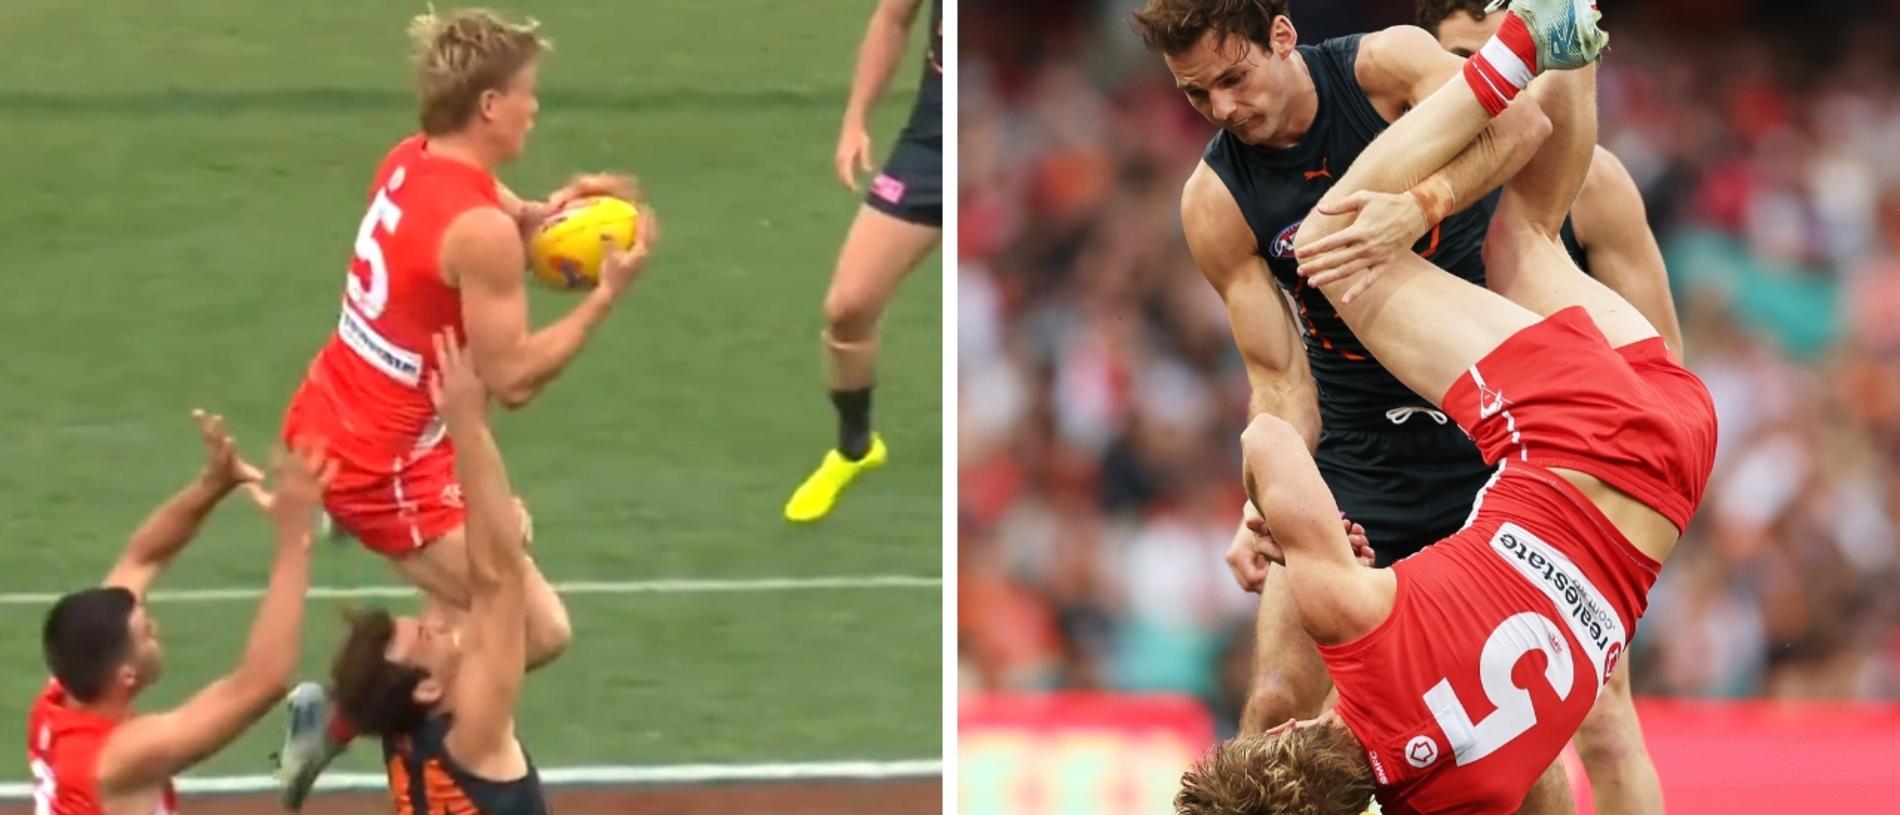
330, 609, 431, 736
1175, 721, 1377, 815
1129, 0, 1290, 56
408, 8, 549, 135
1415, 0, 1494, 36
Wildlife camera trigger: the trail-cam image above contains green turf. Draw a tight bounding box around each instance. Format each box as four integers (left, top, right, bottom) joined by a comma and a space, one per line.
0, 0, 941, 780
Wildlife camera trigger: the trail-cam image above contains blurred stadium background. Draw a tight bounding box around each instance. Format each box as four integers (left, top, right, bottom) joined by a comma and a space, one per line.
956, 0, 1900, 811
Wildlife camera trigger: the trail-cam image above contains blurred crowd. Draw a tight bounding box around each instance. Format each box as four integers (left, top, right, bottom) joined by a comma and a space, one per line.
956, 0, 1900, 723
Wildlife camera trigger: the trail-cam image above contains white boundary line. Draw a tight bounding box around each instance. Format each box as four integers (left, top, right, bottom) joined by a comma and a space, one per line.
0, 759, 942, 798
0, 575, 940, 605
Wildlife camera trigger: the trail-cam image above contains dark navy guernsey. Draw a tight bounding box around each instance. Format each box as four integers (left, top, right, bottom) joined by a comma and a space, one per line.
909, 0, 943, 140
1201, 34, 1498, 427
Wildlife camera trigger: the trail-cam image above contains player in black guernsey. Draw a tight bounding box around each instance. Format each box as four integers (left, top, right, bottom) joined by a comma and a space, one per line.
1131, 0, 1576, 809
328, 334, 548, 815
785, 0, 944, 523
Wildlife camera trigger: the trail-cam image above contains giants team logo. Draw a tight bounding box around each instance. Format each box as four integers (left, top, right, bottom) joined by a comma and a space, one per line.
1269, 220, 1303, 258
1405, 735, 1439, 768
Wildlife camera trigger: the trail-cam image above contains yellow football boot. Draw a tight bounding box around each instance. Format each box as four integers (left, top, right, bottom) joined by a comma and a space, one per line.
784, 433, 888, 522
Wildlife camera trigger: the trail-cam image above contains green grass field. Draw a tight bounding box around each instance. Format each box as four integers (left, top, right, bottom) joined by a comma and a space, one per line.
0, 0, 941, 782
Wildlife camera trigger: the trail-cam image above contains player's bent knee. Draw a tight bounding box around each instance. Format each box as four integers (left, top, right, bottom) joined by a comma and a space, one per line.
1289, 211, 1349, 257
822, 289, 883, 341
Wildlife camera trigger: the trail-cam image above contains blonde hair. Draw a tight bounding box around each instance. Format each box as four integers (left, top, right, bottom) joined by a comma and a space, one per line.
407, 7, 549, 135
1176, 721, 1376, 815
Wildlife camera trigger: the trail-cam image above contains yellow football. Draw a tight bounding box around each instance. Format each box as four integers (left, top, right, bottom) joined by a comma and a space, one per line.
528, 196, 639, 291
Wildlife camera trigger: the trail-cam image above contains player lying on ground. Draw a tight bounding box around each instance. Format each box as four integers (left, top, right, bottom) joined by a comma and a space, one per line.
1175, 1, 1717, 813
783, 0, 944, 522
274, 8, 659, 806
326, 330, 550, 815
29, 413, 332, 815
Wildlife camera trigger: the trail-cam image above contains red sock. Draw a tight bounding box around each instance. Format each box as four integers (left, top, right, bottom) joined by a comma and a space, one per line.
326, 712, 357, 746
1462, 11, 1539, 116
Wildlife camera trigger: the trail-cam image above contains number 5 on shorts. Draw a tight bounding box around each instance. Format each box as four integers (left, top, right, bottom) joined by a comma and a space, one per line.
1423, 612, 1575, 766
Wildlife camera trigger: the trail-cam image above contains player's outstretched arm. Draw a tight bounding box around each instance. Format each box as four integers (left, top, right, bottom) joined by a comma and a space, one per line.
451, 202, 652, 410
1240, 414, 1390, 644
429, 330, 531, 777
103, 410, 267, 598
1571, 147, 1685, 356
94, 442, 331, 794
836, 0, 927, 190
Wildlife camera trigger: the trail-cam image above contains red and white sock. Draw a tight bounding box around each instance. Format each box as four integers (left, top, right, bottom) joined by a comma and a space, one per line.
1462, 11, 1539, 116
326, 712, 357, 747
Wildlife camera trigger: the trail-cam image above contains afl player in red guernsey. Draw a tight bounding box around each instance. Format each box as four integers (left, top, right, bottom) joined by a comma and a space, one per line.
29, 413, 332, 815
1175, 2, 1716, 813
327, 333, 551, 815
275, 9, 658, 806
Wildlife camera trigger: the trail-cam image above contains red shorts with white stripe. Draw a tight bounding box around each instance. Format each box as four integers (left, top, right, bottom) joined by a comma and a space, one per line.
1439, 307, 1718, 532
321, 445, 464, 556
282, 412, 464, 557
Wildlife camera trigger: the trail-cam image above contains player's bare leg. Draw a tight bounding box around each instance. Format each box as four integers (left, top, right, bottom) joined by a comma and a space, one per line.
785, 204, 939, 522
1238, 566, 1335, 734
1289, 0, 1614, 403
1573, 660, 1661, 814
1517, 759, 1580, 814
1486, 62, 1667, 815
1483, 67, 1659, 352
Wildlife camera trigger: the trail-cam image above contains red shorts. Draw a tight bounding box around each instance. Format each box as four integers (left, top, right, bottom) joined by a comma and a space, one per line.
282, 409, 464, 558
1440, 307, 1718, 531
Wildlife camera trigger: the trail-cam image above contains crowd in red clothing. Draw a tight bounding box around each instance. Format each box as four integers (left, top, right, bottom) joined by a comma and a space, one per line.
957, 0, 1900, 726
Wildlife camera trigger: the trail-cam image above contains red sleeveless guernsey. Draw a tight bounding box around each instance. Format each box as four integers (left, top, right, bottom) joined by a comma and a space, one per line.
283, 133, 500, 554
26, 680, 179, 815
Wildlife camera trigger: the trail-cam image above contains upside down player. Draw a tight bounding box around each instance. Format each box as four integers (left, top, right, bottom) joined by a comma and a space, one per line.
1225, 0, 1687, 809
273, 9, 659, 807
783, 0, 943, 522
327, 331, 549, 815
1131, 0, 1577, 806
1176, 2, 1717, 813
28, 412, 332, 815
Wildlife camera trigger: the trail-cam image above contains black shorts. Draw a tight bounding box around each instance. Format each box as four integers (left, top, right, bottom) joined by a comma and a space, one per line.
865, 127, 941, 227
1314, 418, 1494, 567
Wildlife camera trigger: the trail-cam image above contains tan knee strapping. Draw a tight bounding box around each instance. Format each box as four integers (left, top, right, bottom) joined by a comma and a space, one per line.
822, 328, 880, 391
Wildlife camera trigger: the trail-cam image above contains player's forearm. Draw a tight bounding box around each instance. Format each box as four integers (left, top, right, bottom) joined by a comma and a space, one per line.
122, 477, 231, 572
1412, 100, 1551, 226
1242, 420, 1347, 562
1248, 381, 1322, 455
843, 4, 915, 127
445, 422, 525, 587
494, 291, 616, 409
229, 533, 311, 700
